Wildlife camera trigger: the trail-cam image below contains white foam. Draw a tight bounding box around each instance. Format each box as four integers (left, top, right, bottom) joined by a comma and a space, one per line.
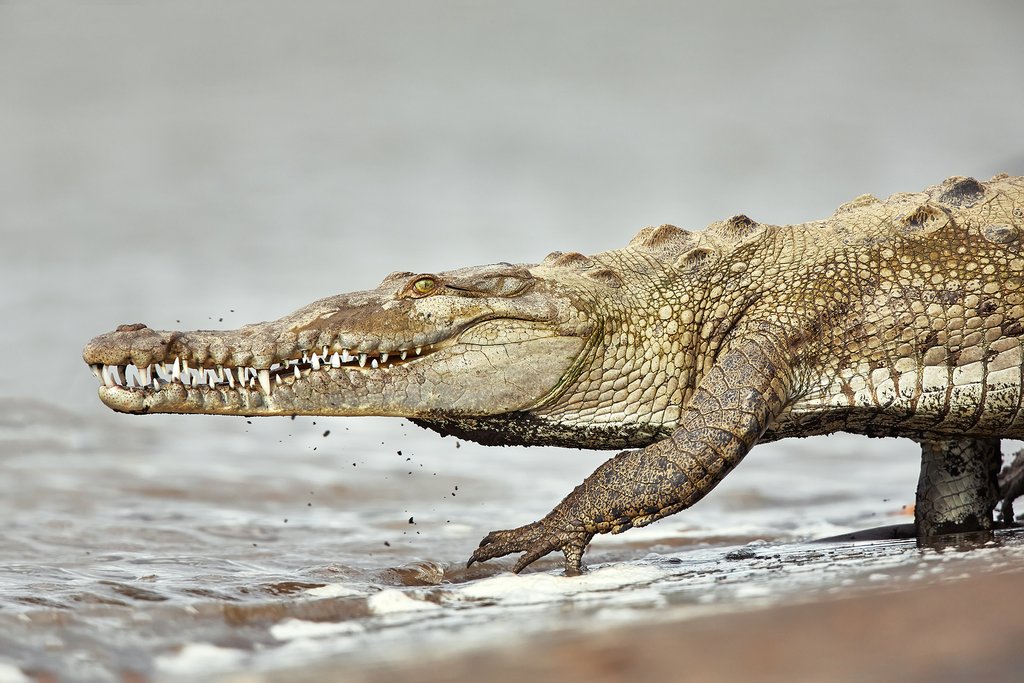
0, 663, 29, 683
457, 564, 665, 604
732, 583, 773, 599
368, 589, 442, 614
154, 643, 247, 676
303, 583, 365, 598
271, 618, 366, 641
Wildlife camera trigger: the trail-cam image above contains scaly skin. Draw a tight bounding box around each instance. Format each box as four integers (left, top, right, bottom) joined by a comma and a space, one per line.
84, 174, 1024, 573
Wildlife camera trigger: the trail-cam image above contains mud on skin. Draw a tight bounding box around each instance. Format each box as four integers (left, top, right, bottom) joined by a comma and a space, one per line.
85, 174, 1024, 572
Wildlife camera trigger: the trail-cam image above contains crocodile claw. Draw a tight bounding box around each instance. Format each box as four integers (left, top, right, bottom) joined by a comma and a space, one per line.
467, 519, 594, 574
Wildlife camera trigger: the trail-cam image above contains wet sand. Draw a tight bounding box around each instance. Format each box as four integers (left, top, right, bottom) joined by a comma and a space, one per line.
265, 565, 1024, 683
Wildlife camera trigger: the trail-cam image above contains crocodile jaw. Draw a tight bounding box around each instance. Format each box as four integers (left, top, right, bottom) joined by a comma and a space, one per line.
90, 334, 585, 417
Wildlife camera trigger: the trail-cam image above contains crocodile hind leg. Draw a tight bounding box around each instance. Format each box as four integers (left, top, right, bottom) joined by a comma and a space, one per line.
915, 438, 1001, 539
998, 448, 1024, 524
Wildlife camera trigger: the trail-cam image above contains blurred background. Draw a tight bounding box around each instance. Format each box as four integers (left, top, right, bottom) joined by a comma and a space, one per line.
1, 1, 1024, 680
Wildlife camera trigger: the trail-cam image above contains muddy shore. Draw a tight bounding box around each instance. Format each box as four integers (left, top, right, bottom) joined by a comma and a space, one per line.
238, 566, 1024, 683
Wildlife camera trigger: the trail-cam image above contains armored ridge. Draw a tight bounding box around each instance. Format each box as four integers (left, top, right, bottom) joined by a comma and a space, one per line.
85, 174, 1024, 572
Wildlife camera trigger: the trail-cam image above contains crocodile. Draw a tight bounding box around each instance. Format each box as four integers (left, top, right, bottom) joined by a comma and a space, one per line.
84, 173, 1024, 573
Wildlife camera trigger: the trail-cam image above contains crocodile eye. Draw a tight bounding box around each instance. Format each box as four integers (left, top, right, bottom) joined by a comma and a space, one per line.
411, 276, 437, 296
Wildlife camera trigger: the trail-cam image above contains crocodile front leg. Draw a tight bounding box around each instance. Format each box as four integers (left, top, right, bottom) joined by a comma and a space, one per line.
916, 438, 1001, 539
468, 328, 795, 573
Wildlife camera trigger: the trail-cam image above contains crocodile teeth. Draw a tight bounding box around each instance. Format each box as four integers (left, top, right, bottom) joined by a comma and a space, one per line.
93, 335, 435, 397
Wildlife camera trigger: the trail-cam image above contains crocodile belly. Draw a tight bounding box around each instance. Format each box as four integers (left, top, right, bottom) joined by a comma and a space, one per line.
780, 343, 1024, 440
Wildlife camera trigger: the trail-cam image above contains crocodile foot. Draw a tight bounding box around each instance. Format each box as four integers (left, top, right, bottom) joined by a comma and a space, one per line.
467, 518, 594, 575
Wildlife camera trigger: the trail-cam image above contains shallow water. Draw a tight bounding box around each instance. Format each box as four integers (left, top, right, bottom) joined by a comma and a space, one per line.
11, 397, 1024, 680
3, 1, 1024, 680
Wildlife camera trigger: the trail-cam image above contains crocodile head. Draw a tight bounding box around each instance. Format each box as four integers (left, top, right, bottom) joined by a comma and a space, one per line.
83, 264, 597, 426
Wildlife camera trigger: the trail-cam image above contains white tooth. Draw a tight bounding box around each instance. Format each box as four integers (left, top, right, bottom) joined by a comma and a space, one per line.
294, 365, 301, 379
192, 369, 205, 386
237, 367, 246, 384
226, 370, 235, 388
152, 377, 160, 391
270, 363, 280, 372
415, 347, 422, 355
101, 366, 113, 387
381, 353, 389, 364
140, 366, 151, 386
323, 346, 329, 357
302, 352, 309, 363
215, 367, 225, 382
330, 352, 341, 368
311, 353, 321, 370
400, 351, 407, 361
276, 374, 282, 385
183, 360, 190, 375
249, 376, 256, 388
207, 369, 219, 385
110, 366, 123, 385
181, 371, 191, 388
172, 357, 181, 381
358, 353, 367, 367
341, 349, 352, 363
258, 369, 272, 395
371, 358, 379, 369
156, 364, 171, 382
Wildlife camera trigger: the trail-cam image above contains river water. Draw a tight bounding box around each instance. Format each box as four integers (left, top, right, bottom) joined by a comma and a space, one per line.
2, 2, 1024, 680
